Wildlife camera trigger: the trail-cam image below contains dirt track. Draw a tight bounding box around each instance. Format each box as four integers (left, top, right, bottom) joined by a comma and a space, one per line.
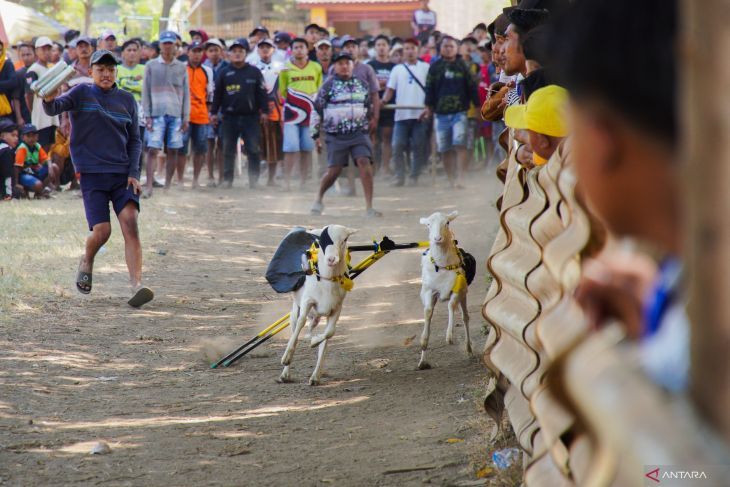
0, 169, 519, 486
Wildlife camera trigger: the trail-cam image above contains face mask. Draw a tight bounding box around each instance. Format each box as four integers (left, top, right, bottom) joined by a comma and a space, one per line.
533, 152, 548, 166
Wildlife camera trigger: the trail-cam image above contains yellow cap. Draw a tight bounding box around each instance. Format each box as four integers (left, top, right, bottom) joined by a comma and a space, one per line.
504, 85, 569, 138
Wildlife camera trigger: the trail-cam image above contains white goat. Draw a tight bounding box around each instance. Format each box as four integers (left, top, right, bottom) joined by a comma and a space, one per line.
418, 211, 472, 370
279, 224, 357, 385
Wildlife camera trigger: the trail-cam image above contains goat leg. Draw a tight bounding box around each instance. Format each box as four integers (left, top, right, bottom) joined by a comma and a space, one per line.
419, 293, 437, 370
309, 338, 329, 386
461, 294, 473, 356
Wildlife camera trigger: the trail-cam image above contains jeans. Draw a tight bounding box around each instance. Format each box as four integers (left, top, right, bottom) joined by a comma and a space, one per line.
392, 119, 428, 181
221, 114, 262, 184
435, 111, 468, 153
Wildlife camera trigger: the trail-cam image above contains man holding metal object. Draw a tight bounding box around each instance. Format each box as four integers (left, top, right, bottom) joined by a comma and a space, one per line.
42, 49, 153, 308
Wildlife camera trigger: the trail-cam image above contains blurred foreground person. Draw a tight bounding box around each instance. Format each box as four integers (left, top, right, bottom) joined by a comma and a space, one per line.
555, 0, 686, 391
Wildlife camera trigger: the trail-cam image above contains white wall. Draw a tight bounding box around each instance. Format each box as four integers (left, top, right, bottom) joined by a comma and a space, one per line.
430, 0, 511, 38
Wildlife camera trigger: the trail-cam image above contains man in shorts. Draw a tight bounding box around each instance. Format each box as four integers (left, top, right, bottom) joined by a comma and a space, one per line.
311, 52, 381, 217
43, 49, 152, 307
142, 31, 190, 197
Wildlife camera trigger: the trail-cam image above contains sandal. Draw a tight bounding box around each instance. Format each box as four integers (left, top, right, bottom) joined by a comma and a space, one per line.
76, 259, 92, 294
128, 286, 154, 308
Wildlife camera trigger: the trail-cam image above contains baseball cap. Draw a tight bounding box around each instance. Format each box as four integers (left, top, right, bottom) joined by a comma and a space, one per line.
189, 29, 203, 38
75, 36, 93, 46
504, 85, 569, 137
90, 49, 120, 66
274, 32, 292, 44
35, 36, 53, 48
159, 30, 178, 44
189, 40, 205, 51
19, 123, 38, 135
314, 39, 332, 48
0, 119, 17, 134
257, 38, 275, 48
228, 38, 250, 51
339, 35, 357, 47
249, 25, 269, 37
204, 38, 224, 49
333, 52, 354, 63
100, 29, 116, 40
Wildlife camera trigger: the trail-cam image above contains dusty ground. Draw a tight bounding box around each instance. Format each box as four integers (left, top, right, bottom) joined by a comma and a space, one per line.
0, 166, 519, 486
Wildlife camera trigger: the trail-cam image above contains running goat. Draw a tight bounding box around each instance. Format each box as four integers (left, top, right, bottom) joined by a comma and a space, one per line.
279, 224, 357, 385
418, 211, 475, 370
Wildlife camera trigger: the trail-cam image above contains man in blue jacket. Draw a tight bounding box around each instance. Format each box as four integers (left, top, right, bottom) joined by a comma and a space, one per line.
43, 49, 153, 308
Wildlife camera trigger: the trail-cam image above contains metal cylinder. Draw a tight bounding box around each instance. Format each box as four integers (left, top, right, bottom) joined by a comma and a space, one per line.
38, 66, 77, 98
30, 61, 69, 94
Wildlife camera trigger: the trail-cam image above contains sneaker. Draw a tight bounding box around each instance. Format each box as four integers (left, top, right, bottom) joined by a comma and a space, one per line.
406, 178, 418, 187
206, 179, 217, 188
311, 201, 324, 215
152, 179, 164, 188
365, 208, 383, 218
389, 178, 405, 187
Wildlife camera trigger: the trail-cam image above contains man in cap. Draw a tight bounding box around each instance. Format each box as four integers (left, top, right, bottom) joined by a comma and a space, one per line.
246, 25, 270, 65
68, 36, 94, 87
203, 38, 229, 186
274, 32, 292, 61
184, 41, 213, 189
367, 34, 396, 175
210, 38, 269, 189
255, 38, 285, 186
411, 0, 437, 44
26, 37, 59, 152
12, 42, 35, 126
311, 51, 381, 217
304, 23, 321, 61
314, 39, 333, 74
142, 30, 190, 197
43, 49, 152, 308
100, 29, 118, 54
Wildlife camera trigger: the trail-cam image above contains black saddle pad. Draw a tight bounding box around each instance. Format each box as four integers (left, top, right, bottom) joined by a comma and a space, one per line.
265, 227, 317, 293
459, 248, 477, 286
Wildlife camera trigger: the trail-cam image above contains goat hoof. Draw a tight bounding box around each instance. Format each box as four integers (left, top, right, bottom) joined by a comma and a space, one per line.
465, 344, 473, 357
308, 377, 321, 386
446, 337, 454, 345
310, 336, 324, 348
417, 361, 432, 370
277, 370, 293, 383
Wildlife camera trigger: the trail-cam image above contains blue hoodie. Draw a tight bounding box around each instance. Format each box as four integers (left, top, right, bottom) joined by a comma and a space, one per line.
43, 83, 142, 179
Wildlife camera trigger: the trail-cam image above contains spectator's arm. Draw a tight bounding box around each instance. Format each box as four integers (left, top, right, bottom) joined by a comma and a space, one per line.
424, 64, 436, 109
211, 67, 224, 114
126, 101, 142, 180
142, 63, 152, 119
256, 71, 269, 114
466, 63, 480, 107
0, 62, 16, 94
181, 69, 190, 123
382, 87, 395, 105
278, 69, 288, 99
15, 146, 26, 167
38, 147, 49, 164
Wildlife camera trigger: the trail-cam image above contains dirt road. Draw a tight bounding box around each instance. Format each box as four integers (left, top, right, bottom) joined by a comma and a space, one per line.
0, 169, 517, 486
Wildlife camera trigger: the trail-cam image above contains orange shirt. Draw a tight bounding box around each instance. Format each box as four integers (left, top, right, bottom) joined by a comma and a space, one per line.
187, 65, 210, 125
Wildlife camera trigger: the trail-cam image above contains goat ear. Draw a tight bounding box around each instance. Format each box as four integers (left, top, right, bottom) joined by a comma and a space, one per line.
419, 217, 429, 225
346, 227, 358, 237
309, 227, 324, 238
447, 211, 459, 221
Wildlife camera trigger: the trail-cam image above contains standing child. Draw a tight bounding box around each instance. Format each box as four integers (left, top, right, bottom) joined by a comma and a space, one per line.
14, 124, 57, 198
0, 120, 19, 200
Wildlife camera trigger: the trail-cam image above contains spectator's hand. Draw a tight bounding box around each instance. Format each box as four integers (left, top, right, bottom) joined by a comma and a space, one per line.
316, 138, 322, 154
259, 112, 268, 125
181, 121, 189, 133
419, 107, 432, 122
145, 117, 153, 131
210, 115, 218, 128
574, 252, 658, 340
516, 144, 533, 168
127, 177, 142, 195
368, 118, 378, 136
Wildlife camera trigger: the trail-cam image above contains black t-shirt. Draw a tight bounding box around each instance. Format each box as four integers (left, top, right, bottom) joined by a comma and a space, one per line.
308, 48, 317, 62
367, 59, 396, 124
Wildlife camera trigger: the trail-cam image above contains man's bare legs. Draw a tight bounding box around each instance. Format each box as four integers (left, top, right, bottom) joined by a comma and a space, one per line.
78, 222, 112, 283
455, 146, 468, 188
284, 151, 307, 191
442, 150, 456, 187
164, 149, 180, 189
118, 202, 143, 289
192, 151, 205, 189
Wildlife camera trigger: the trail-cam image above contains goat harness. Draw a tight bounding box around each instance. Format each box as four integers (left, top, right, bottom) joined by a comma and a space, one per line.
426, 242, 468, 295
304, 235, 354, 292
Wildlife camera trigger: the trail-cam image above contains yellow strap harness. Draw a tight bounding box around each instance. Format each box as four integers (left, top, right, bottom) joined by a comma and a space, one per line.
305, 242, 354, 292
427, 245, 468, 295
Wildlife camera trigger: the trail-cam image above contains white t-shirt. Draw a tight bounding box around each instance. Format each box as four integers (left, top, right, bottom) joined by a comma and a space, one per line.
386, 60, 429, 122
413, 9, 437, 31
28, 63, 60, 130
